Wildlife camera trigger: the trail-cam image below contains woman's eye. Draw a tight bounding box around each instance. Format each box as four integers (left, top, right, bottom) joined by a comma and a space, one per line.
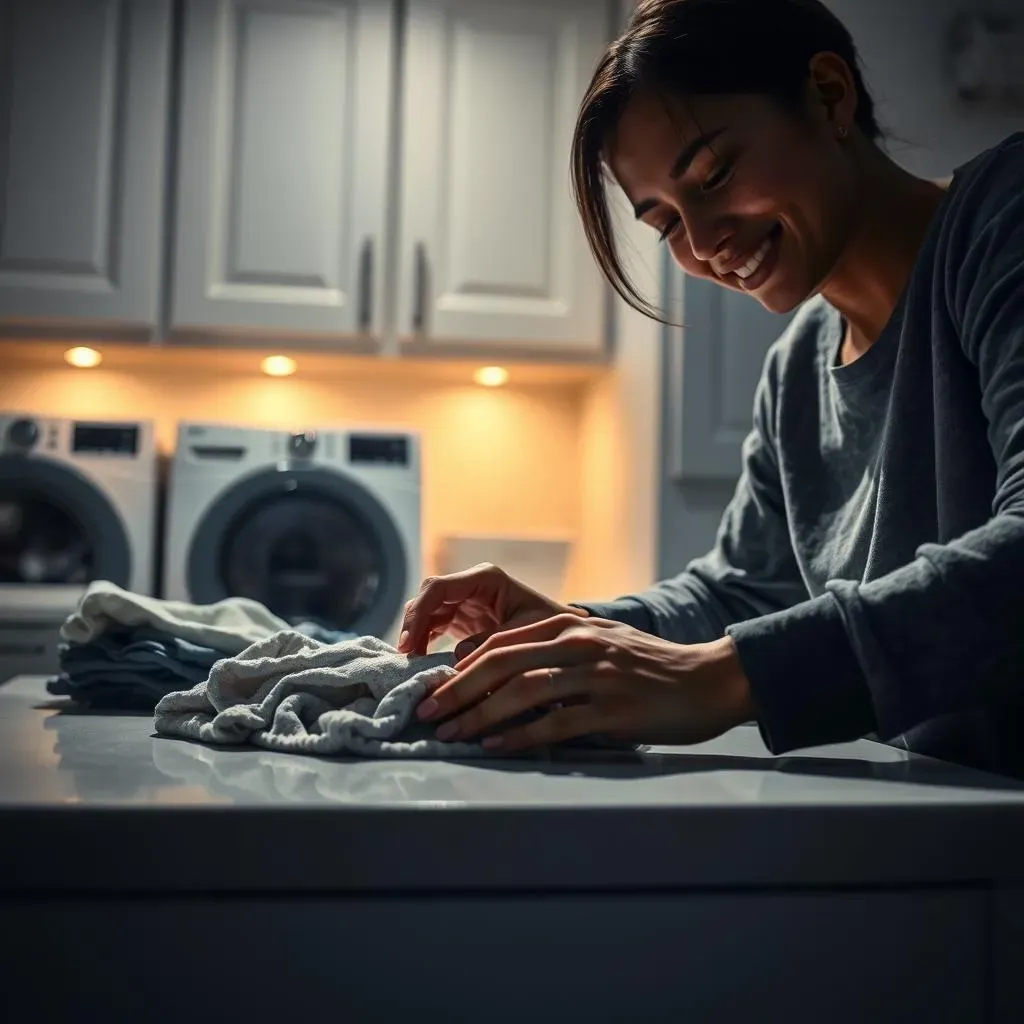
658, 217, 681, 242
702, 159, 735, 192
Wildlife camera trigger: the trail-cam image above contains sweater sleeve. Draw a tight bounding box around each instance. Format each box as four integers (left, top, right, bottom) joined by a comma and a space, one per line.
728, 138, 1024, 753
577, 337, 812, 644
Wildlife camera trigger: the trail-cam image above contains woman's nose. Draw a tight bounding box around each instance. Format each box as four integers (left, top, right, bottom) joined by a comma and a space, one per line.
682, 208, 730, 264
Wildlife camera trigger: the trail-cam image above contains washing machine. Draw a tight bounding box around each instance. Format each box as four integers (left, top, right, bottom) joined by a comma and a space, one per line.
0, 414, 157, 681
163, 423, 421, 643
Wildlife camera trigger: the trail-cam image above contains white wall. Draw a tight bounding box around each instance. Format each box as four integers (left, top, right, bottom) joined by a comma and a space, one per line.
571, 0, 661, 602
829, 0, 1024, 177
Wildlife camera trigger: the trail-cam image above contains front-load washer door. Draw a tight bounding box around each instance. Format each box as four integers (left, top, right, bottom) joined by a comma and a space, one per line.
186, 465, 408, 637
0, 455, 132, 593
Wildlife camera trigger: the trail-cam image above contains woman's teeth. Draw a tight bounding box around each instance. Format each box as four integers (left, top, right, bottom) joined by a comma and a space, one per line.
733, 235, 773, 280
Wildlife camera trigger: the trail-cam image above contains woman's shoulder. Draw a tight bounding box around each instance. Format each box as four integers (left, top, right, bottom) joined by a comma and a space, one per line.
937, 133, 1024, 341
942, 132, 1024, 239
953, 131, 1024, 183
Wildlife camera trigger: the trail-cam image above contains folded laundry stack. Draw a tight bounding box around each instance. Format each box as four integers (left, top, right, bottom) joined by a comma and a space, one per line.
50, 582, 638, 758
48, 580, 355, 709
49, 627, 223, 709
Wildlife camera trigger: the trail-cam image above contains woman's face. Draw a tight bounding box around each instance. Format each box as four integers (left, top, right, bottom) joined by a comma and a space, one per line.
607, 89, 859, 314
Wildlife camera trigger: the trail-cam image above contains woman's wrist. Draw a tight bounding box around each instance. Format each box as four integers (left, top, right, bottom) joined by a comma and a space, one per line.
700, 635, 756, 728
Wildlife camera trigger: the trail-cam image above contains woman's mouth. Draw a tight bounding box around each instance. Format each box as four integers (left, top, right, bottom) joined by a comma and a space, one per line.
721, 224, 782, 291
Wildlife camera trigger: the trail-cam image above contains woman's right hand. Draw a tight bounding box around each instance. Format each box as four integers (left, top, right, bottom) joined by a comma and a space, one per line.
397, 562, 587, 659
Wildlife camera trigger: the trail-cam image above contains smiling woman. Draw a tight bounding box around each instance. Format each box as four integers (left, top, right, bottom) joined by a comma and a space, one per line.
399, 0, 1024, 779
572, 0, 886, 319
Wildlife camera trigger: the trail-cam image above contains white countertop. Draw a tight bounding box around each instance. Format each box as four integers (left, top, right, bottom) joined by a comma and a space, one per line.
4, 674, 1024, 893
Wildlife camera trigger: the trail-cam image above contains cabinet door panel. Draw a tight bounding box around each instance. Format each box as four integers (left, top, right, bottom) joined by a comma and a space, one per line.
171, 0, 393, 342
398, 0, 611, 352
0, 0, 170, 328
3, 889, 985, 1024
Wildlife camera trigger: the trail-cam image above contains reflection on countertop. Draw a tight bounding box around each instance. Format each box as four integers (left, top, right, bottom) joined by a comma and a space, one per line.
4, 676, 1023, 810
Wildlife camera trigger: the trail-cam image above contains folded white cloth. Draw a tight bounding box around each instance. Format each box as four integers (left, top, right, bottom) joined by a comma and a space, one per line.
154, 631, 490, 758
61, 580, 290, 655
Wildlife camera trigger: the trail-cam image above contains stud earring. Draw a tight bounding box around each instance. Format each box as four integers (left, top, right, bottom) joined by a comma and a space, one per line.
837, 125, 848, 139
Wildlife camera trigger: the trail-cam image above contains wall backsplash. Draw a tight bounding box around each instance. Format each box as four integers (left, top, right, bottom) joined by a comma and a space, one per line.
0, 342, 629, 603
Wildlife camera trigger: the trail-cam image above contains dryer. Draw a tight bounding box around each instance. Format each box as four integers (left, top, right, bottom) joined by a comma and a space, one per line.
164, 423, 421, 643
0, 414, 157, 680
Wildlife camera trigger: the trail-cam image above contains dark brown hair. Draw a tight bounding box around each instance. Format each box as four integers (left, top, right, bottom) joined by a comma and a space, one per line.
571, 0, 882, 319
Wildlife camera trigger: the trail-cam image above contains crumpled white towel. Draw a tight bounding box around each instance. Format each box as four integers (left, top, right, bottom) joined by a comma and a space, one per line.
61, 580, 290, 655
154, 631, 491, 758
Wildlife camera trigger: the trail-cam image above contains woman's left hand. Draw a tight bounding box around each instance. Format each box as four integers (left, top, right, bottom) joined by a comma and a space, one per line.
415, 613, 755, 753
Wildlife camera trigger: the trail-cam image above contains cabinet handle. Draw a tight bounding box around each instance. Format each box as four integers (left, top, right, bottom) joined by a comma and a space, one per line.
412, 242, 428, 333
358, 237, 374, 332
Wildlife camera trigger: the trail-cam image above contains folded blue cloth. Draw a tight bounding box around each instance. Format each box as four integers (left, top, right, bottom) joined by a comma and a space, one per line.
47, 674, 174, 710
49, 623, 359, 709
59, 627, 222, 684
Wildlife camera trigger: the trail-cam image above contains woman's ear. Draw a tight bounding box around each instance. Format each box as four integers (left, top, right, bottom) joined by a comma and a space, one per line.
806, 51, 859, 136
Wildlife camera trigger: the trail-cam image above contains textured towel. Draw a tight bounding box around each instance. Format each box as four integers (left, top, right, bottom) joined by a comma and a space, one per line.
61, 581, 291, 655
153, 631, 492, 758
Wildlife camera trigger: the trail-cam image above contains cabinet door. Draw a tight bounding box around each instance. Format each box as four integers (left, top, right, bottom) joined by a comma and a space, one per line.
0, 0, 171, 330
4, 890, 985, 1024
397, 0, 612, 354
993, 887, 1024, 1024
666, 274, 794, 481
170, 0, 393, 342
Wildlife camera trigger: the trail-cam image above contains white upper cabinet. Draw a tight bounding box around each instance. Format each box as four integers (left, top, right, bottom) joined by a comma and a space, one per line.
169, 0, 394, 342
0, 0, 613, 354
0, 0, 171, 331
397, 0, 612, 354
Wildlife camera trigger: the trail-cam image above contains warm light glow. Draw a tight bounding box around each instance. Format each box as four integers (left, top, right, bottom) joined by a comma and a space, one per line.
64, 346, 102, 369
474, 366, 509, 387
261, 355, 297, 377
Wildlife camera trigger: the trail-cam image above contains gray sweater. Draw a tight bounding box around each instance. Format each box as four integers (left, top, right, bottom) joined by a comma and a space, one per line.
582, 132, 1024, 777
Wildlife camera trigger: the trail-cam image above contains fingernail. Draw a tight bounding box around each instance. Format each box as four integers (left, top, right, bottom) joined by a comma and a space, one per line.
417, 698, 439, 720
398, 630, 410, 651
482, 736, 504, 750
436, 721, 458, 741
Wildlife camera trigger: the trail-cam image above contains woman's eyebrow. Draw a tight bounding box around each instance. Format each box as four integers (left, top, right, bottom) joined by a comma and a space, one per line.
631, 127, 729, 219
669, 127, 728, 179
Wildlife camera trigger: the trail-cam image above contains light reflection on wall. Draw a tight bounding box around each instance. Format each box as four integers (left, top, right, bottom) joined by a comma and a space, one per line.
0, 345, 632, 599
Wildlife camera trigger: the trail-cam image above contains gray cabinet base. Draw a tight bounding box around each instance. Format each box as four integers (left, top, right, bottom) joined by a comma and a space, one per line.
2, 889, 984, 1023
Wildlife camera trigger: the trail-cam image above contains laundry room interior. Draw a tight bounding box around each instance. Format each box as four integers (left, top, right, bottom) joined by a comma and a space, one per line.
6, 1, 1024, 1015
2, 0, 1022, 681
